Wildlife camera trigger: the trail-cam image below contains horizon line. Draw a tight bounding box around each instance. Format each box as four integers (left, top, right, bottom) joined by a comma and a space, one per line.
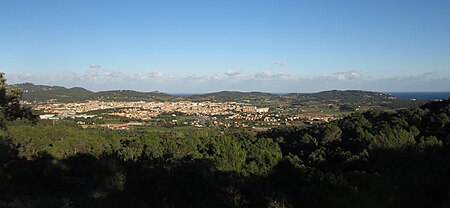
11, 82, 450, 95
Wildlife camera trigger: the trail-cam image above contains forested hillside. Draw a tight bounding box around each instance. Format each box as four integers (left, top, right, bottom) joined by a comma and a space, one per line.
16, 83, 403, 104
2, 78, 450, 207
15, 83, 175, 102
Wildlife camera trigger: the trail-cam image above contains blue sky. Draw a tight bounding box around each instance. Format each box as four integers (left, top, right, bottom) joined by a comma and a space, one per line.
1, 0, 450, 92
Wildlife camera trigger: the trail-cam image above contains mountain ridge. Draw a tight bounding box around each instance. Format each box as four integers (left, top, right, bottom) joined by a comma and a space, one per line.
14, 82, 396, 103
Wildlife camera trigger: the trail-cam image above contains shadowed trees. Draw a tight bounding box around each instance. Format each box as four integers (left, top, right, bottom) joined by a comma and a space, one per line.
0, 73, 37, 129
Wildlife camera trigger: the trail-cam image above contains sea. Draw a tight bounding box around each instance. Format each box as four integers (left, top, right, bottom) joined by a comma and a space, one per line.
387, 92, 450, 100
169, 92, 450, 100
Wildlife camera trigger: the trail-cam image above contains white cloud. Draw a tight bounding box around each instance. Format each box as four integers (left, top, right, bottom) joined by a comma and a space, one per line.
104, 71, 120, 78
89, 64, 101, 69
134, 71, 163, 80
225, 69, 243, 78
252, 71, 292, 80
274, 61, 287, 66
5, 69, 450, 93
59, 69, 122, 84
326, 70, 365, 81
184, 74, 205, 80
211, 75, 224, 80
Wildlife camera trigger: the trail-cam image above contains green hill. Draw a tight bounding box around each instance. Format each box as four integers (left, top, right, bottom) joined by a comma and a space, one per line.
92, 90, 176, 102
15, 83, 94, 102
14, 83, 176, 102
191, 91, 278, 102
283, 90, 396, 102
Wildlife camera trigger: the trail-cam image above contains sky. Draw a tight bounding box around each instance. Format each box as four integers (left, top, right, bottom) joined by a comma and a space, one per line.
1, 0, 450, 93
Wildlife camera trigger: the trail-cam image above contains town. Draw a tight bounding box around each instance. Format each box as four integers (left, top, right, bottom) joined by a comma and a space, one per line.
33, 100, 337, 129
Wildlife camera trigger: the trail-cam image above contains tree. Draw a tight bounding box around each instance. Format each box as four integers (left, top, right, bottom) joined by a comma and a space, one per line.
0, 73, 37, 128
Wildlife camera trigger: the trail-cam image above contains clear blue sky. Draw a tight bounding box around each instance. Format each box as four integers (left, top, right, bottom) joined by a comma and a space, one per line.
1, 0, 450, 92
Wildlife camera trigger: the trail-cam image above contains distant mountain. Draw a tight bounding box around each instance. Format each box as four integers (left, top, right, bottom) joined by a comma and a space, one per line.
15, 83, 94, 102
191, 91, 278, 102
14, 83, 175, 102
283, 90, 396, 102
93, 90, 175, 102
15, 83, 398, 104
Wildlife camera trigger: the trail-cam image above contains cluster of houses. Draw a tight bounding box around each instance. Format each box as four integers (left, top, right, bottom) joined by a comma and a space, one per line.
34, 100, 337, 129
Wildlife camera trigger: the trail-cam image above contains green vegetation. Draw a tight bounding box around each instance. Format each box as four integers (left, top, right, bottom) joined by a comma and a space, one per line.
285, 89, 392, 102
14, 83, 94, 102
2, 77, 450, 207
0, 75, 37, 128
15, 83, 176, 102
191, 90, 278, 102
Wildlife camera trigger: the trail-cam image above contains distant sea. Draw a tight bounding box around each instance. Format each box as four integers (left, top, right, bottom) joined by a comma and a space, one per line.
169, 92, 450, 100
387, 92, 450, 100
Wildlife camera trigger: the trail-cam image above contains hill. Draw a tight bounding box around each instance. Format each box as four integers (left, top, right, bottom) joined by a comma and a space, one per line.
14, 83, 176, 102
91, 90, 176, 102
14, 83, 94, 102
191, 91, 279, 102
283, 90, 396, 102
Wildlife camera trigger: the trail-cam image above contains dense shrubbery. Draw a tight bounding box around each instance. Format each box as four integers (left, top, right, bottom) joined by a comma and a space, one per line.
260, 100, 450, 207
0, 76, 449, 207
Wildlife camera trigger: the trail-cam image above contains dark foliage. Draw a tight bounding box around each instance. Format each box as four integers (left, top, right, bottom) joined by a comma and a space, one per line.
2, 77, 450, 207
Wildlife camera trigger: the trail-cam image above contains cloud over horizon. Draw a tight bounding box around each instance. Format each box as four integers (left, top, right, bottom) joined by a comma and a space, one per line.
89, 64, 102, 69
252, 71, 292, 80
5, 69, 450, 93
274, 61, 287, 66
133, 71, 163, 80
224, 69, 243, 79
326, 70, 365, 81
